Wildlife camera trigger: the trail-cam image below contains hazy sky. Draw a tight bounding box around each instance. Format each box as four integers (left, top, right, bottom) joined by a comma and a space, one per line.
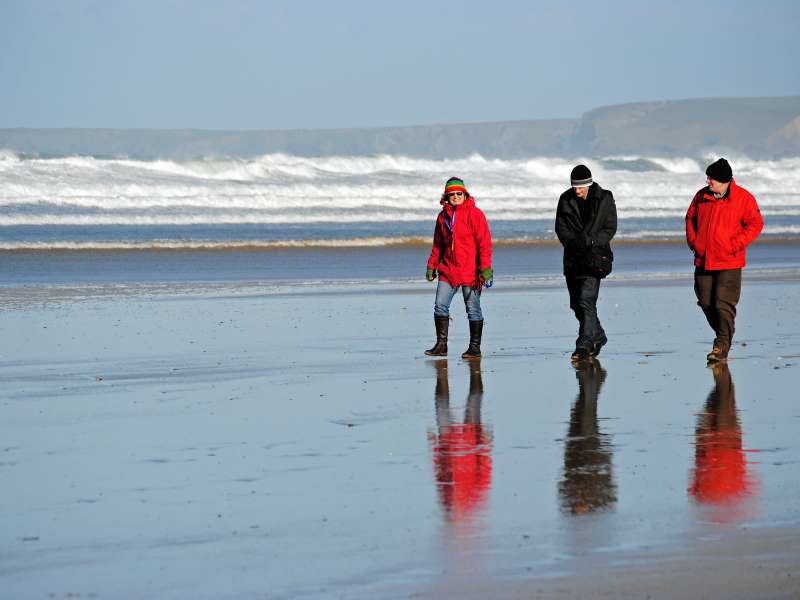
2, 0, 799, 130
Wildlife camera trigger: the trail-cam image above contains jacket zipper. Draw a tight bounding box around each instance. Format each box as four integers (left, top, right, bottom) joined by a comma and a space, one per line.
703, 198, 716, 269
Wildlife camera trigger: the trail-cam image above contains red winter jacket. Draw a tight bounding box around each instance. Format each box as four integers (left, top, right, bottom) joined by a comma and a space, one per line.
685, 179, 763, 270
427, 196, 492, 288
429, 423, 492, 521
688, 366, 757, 523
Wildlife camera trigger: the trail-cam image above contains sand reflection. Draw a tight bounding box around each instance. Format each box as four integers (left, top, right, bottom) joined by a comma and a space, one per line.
688, 363, 759, 523
428, 359, 493, 530
558, 359, 617, 516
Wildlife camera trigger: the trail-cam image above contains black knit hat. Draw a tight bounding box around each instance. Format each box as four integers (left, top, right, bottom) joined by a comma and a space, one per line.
705, 158, 732, 183
570, 164, 593, 187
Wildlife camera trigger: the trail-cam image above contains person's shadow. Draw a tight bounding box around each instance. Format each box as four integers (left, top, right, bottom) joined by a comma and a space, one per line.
428, 359, 493, 526
688, 363, 758, 523
558, 359, 617, 516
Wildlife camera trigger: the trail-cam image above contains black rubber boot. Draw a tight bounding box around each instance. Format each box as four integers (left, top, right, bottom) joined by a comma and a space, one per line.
589, 333, 608, 357
425, 317, 449, 356
461, 320, 483, 359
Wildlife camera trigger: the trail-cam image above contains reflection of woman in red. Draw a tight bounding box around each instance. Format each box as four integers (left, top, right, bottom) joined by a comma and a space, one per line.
688, 363, 758, 523
428, 360, 492, 523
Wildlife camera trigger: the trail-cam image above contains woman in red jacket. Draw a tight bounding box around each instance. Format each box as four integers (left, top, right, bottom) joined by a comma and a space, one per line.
424, 177, 493, 358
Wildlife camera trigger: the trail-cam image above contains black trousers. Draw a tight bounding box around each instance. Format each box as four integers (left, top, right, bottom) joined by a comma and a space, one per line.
566, 276, 605, 349
694, 268, 742, 350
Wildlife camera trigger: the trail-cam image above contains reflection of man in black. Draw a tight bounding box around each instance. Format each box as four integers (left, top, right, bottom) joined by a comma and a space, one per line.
558, 359, 617, 516
688, 363, 757, 522
428, 360, 493, 524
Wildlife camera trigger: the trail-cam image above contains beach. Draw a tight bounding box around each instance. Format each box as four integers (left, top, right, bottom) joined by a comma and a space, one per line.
2, 242, 799, 599
4, 1, 800, 596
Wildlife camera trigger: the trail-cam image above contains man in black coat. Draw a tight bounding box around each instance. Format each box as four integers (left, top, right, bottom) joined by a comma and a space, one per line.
555, 165, 618, 360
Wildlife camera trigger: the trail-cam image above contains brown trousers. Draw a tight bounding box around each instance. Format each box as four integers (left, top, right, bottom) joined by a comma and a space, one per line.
694, 268, 742, 350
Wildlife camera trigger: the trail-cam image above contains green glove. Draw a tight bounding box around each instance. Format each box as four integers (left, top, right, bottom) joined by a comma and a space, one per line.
426, 268, 436, 282
481, 267, 493, 282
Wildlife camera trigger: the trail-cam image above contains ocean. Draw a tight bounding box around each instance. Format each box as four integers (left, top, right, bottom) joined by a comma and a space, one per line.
2, 151, 799, 250
2, 151, 799, 286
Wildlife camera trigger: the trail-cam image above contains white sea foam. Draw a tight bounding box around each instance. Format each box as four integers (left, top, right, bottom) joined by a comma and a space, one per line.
1, 152, 799, 230
615, 230, 684, 239
0, 237, 430, 251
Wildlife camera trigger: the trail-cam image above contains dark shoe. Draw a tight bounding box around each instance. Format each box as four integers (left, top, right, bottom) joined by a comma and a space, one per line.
589, 333, 608, 357
706, 344, 728, 362
461, 320, 483, 359
425, 317, 449, 356
571, 346, 591, 361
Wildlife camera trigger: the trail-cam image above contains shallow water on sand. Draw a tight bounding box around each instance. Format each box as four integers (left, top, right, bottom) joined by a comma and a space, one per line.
1, 278, 799, 599
3, 240, 800, 286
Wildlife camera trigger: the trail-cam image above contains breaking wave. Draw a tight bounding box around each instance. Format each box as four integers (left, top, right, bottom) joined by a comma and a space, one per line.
2, 151, 799, 246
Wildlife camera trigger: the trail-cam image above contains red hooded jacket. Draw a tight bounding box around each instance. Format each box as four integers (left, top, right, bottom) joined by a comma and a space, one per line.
685, 179, 763, 270
427, 196, 492, 288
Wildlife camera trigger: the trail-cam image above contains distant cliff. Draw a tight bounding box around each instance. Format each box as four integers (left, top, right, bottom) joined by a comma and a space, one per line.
569, 96, 800, 157
1, 96, 798, 159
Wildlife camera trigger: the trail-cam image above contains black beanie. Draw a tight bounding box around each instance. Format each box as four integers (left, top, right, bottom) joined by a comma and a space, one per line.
570, 164, 593, 187
705, 158, 732, 183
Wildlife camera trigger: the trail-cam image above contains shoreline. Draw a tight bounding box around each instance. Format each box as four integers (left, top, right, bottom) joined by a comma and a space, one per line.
2, 240, 800, 288
2, 235, 800, 253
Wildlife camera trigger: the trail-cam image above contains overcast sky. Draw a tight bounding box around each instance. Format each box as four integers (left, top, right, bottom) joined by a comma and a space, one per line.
2, 0, 799, 130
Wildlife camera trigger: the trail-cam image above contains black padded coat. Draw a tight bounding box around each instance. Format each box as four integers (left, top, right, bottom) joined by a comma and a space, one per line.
555, 183, 618, 277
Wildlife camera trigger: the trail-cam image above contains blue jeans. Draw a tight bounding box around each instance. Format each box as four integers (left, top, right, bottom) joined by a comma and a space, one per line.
434, 281, 483, 321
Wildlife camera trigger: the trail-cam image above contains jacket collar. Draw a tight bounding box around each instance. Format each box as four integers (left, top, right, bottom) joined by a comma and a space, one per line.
702, 178, 737, 201
441, 196, 476, 212
571, 182, 600, 201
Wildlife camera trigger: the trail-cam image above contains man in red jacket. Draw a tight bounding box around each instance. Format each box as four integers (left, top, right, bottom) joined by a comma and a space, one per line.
424, 177, 493, 358
686, 158, 763, 362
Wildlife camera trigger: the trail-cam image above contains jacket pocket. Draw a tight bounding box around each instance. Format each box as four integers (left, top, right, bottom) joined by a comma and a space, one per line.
693, 238, 706, 259
583, 246, 613, 278
710, 233, 732, 260
724, 236, 737, 256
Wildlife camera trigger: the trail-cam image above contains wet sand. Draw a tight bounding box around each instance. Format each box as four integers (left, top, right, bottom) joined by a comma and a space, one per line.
1, 263, 800, 599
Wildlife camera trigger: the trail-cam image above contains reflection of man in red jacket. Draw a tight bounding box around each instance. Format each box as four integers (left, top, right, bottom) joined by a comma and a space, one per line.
428, 360, 492, 526
424, 177, 493, 359
685, 158, 763, 362
688, 363, 758, 524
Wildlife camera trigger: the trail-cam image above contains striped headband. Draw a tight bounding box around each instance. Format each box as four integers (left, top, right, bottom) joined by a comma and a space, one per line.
444, 177, 467, 194
570, 164, 593, 188
571, 176, 593, 187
